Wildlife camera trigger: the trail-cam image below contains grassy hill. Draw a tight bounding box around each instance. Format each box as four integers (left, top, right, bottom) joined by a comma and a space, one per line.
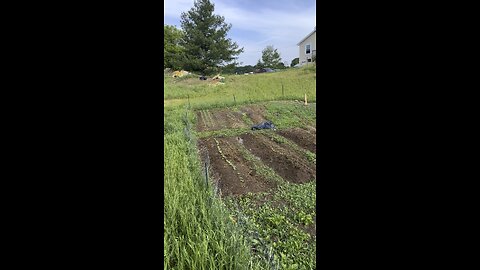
164, 65, 316, 110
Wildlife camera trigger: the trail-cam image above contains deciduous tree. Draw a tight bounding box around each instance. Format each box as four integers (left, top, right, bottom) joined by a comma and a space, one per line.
260, 45, 282, 68
290, 57, 299, 67
164, 25, 185, 70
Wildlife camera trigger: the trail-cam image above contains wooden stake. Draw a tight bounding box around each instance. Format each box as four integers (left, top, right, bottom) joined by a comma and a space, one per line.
304, 93, 308, 105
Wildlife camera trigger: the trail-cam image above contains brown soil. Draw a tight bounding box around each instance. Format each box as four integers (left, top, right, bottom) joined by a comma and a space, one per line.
240, 133, 316, 184
196, 109, 247, 132
239, 105, 268, 124
305, 125, 317, 133
299, 223, 317, 238
277, 128, 316, 153
197, 137, 277, 197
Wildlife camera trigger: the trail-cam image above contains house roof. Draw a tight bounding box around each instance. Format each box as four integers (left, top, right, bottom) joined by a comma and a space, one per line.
297, 27, 316, 46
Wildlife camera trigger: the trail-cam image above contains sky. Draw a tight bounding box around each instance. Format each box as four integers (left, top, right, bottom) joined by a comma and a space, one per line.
164, 0, 316, 66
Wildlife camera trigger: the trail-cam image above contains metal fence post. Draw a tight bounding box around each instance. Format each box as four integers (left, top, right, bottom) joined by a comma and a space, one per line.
205, 161, 209, 187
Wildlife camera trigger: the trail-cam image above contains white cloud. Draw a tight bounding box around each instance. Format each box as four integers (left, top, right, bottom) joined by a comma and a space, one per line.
164, 0, 316, 65
215, 3, 315, 38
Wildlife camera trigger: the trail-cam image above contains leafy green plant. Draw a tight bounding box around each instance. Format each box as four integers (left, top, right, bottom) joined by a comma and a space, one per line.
305, 151, 316, 164
225, 185, 316, 269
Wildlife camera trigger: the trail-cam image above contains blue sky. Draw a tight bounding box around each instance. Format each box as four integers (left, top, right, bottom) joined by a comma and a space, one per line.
164, 0, 316, 66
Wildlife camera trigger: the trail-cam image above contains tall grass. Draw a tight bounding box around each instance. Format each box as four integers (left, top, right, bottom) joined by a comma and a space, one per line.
164, 107, 260, 269
164, 66, 316, 110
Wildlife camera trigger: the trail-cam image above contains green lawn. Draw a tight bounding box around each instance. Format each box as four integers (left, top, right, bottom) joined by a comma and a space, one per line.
164, 66, 316, 110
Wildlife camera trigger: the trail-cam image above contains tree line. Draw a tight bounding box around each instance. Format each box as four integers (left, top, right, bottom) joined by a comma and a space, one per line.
164, 0, 301, 75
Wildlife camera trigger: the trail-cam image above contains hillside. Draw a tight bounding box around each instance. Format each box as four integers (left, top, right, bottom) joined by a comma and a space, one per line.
164, 65, 316, 109
164, 64, 317, 269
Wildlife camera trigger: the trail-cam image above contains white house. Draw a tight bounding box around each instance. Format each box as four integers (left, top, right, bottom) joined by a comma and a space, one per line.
297, 27, 316, 66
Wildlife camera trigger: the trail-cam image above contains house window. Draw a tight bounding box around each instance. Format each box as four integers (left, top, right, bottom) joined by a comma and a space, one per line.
305, 44, 311, 54
307, 59, 312, 62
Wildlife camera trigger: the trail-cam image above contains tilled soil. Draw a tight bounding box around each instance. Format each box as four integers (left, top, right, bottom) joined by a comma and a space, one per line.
277, 128, 316, 153
299, 223, 317, 238
195, 104, 316, 195
305, 125, 316, 134
240, 133, 316, 184
197, 137, 277, 197
196, 109, 247, 132
239, 105, 268, 124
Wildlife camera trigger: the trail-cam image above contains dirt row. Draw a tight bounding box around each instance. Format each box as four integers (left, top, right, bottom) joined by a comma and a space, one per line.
198, 133, 316, 197
196, 103, 316, 198
195, 103, 317, 241
276, 128, 316, 153
198, 136, 275, 197
196, 109, 247, 131
196, 104, 316, 152
196, 105, 271, 132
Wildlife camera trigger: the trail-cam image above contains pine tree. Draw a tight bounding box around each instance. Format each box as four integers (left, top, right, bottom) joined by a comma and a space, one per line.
180, 0, 243, 75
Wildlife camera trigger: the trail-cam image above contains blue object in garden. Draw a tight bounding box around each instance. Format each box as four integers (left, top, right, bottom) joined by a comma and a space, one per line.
251, 121, 276, 130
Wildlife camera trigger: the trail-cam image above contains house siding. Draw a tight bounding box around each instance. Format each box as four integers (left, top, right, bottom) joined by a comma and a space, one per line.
298, 32, 316, 66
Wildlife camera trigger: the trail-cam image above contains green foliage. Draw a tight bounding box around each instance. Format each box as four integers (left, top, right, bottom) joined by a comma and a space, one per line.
221, 62, 238, 74
290, 57, 299, 67
180, 0, 244, 75
305, 151, 316, 164
225, 181, 317, 269
164, 25, 185, 70
164, 107, 254, 269
275, 62, 287, 70
235, 65, 255, 74
255, 59, 265, 69
264, 102, 316, 128
260, 45, 282, 68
